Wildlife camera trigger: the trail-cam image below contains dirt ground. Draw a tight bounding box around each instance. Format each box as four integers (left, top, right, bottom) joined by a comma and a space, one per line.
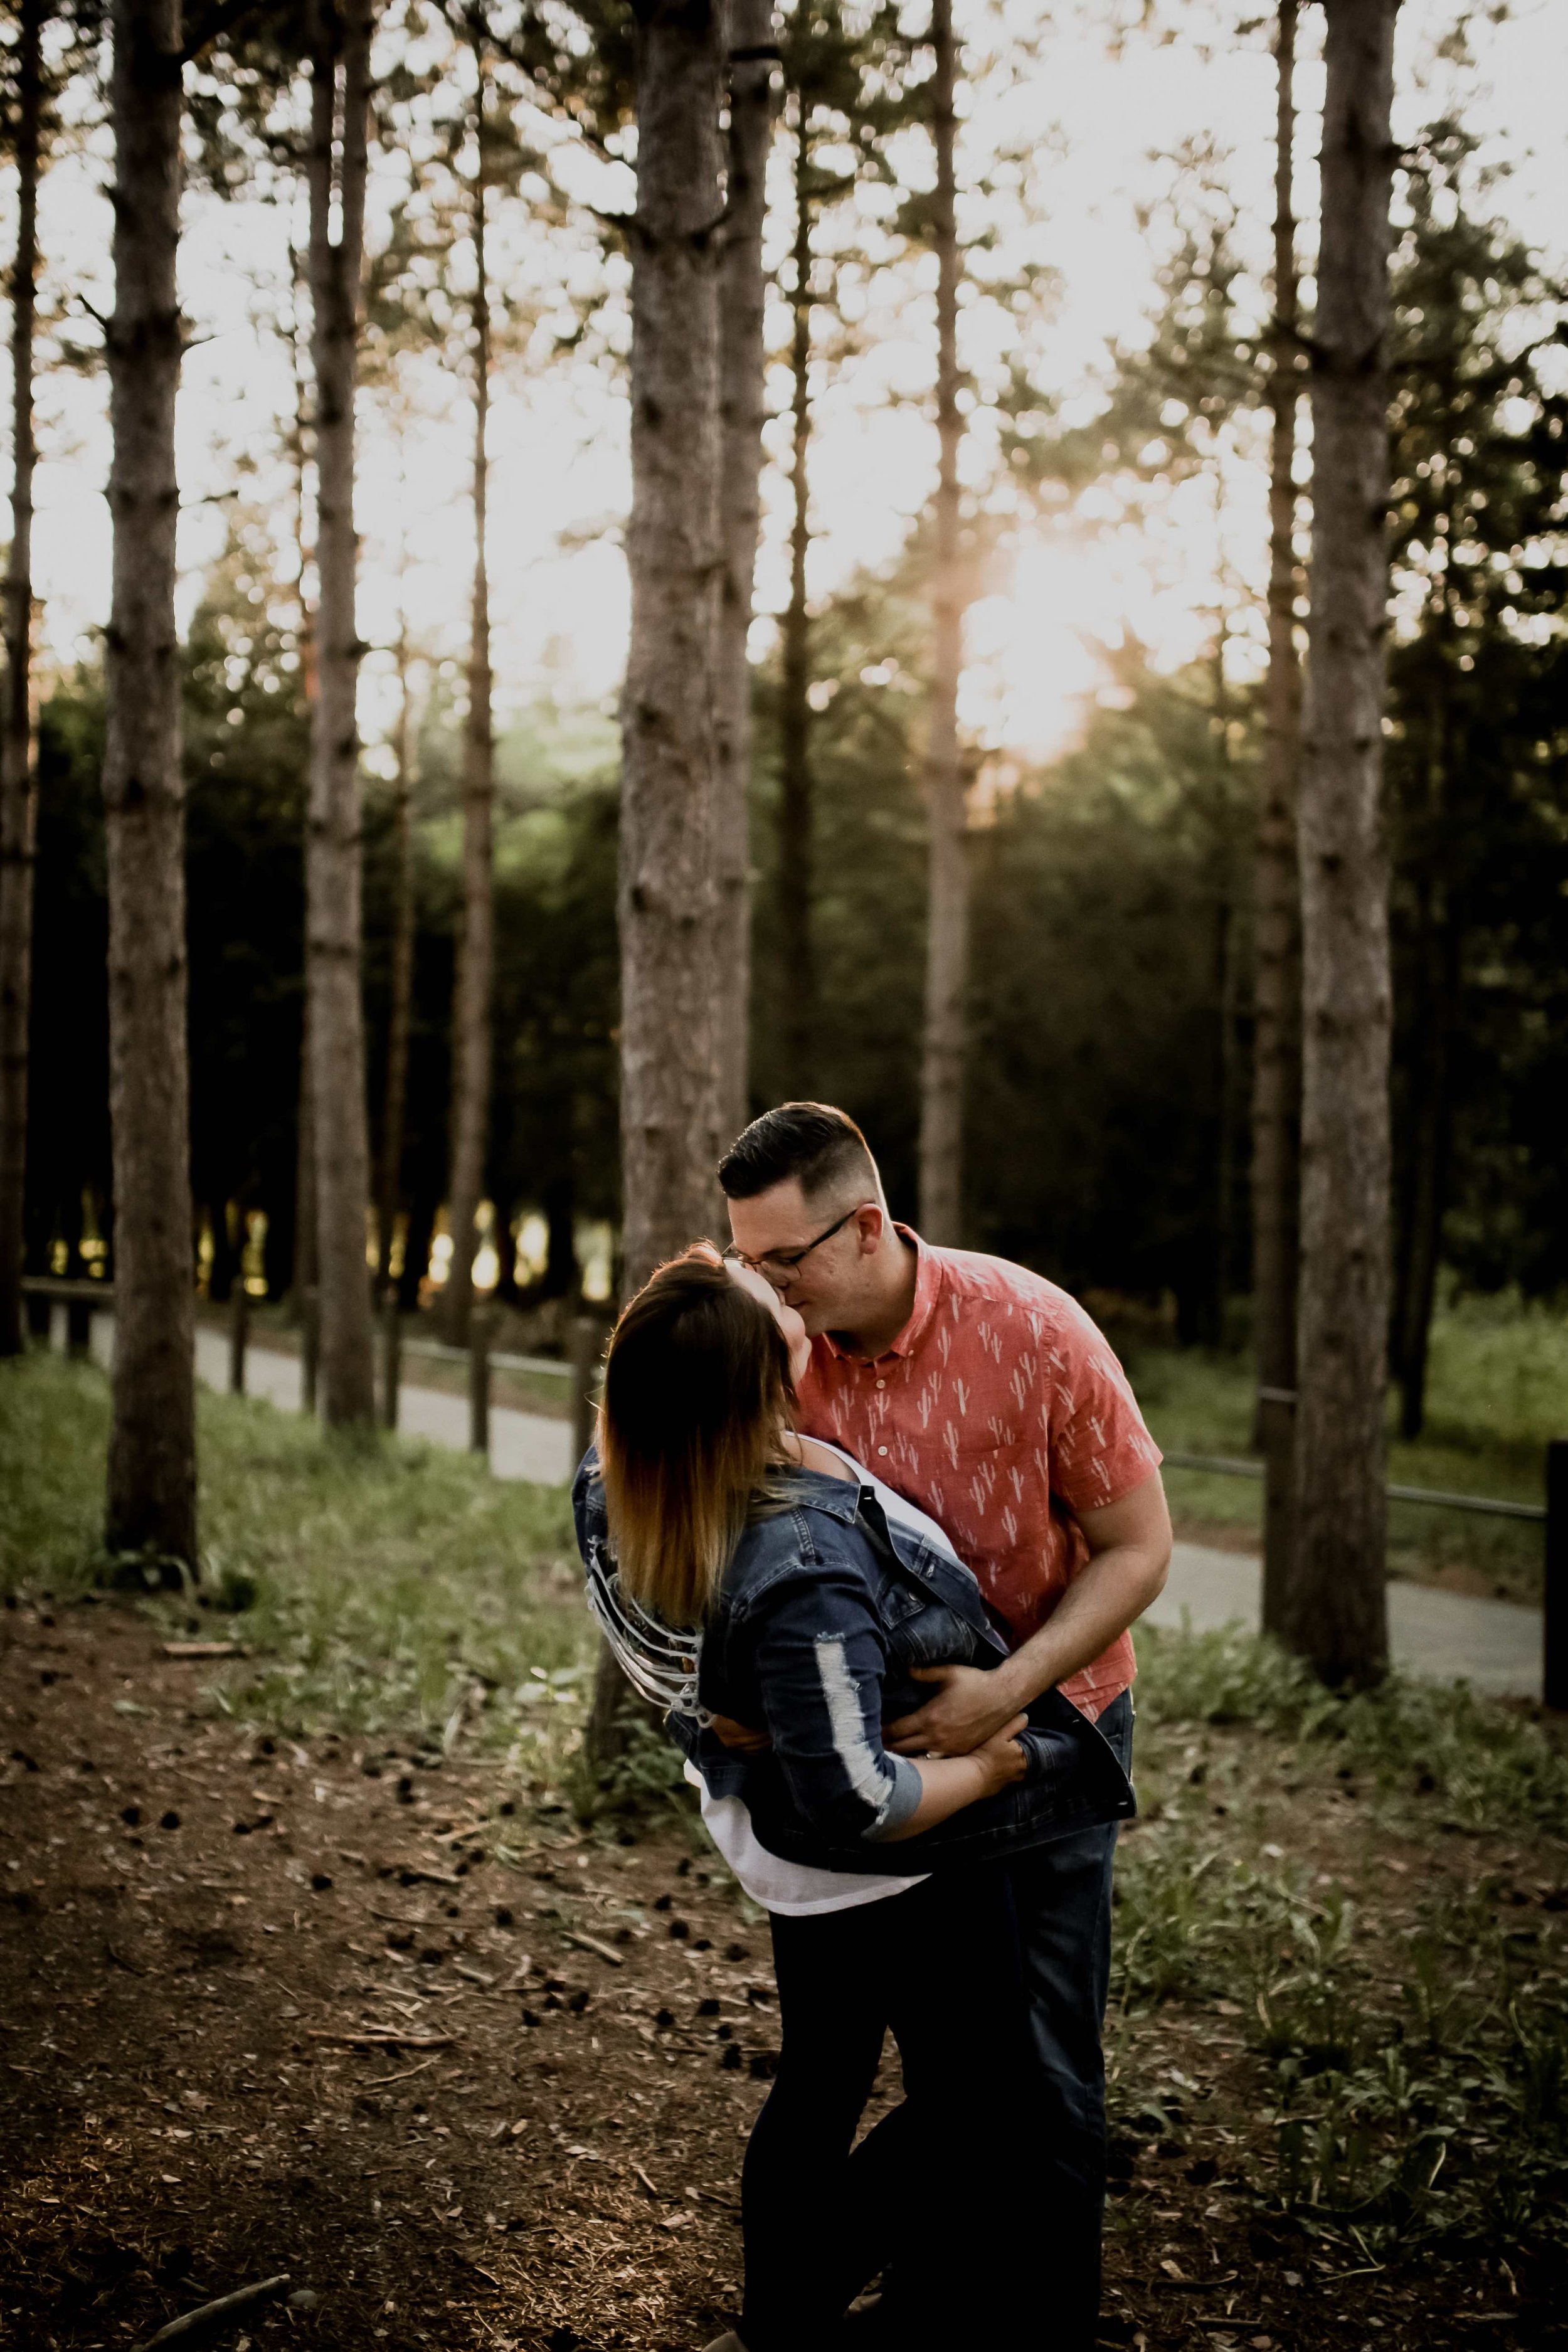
1, 1592, 1560, 2352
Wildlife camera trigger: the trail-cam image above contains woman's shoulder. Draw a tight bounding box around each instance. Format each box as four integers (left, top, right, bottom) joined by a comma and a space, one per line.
725, 1472, 877, 1599
792, 1433, 861, 1483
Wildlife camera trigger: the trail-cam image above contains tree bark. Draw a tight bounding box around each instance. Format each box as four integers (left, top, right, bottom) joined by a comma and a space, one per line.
101, 0, 196, 1571
441, 23, 495, 1347
1286, 0, 1399, 1687
289, 235, 317, 1336
917, 0, 965, 1246
376, 607, 415, 1296
593, 0, 727, 1776
0, 0, 43, 1359
1394, 869, 1458, 1441
776, 91, 815, 1099
617, 0, 724, 1296
1255, 0, 1304, 1638
713, 0, 772, 1142
305, 0, 376, 1426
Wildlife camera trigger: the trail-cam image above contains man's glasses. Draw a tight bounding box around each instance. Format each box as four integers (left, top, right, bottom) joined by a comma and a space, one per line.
723, 1203, 871, 1284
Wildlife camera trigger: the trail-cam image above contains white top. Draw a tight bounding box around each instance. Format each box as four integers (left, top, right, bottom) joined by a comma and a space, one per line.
689, 1440, 967, 1917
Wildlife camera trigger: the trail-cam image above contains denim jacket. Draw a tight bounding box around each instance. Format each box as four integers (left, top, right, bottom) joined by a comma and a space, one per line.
572, 1452, 1135, 1876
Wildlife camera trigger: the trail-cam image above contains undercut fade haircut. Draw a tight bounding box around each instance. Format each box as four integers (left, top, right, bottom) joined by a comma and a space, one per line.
718, 1101, 877, 1204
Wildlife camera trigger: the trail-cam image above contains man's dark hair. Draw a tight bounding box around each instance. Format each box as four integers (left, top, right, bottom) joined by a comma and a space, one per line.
717, 1102, 877, 1203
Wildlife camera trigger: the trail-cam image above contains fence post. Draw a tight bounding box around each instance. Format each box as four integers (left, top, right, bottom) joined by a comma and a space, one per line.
469, 1308, 490, 1456
381, 1290, 401, 1431
300, 1286, 319, 1417
228, 1281, 249, 1395
1545, 1439, 1568, 1714
570, 1313, 603, 1473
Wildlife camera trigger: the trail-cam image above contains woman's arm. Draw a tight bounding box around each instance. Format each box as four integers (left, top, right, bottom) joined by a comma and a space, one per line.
877, 1717, 1029, 1841
746, 1567, 1025, 1845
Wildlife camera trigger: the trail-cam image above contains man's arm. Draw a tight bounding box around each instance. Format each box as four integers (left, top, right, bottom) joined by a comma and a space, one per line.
882, 1469, 1172, 1759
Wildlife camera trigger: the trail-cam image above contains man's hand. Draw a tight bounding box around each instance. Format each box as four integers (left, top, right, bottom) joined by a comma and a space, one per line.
884, 1664, 1026, 1758
709, 1712, 771, 1756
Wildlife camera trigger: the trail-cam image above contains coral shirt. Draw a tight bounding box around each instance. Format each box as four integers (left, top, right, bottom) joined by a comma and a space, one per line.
795, 1229, 1163, 1720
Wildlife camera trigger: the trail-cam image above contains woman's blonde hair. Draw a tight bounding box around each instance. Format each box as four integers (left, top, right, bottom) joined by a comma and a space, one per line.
598, 1245, 795, 1628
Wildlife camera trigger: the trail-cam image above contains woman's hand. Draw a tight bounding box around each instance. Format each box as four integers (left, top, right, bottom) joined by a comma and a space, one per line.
879, 1713, 1029, 1843
972, 1714, 1030, 1795
709, 1711, 771, 1756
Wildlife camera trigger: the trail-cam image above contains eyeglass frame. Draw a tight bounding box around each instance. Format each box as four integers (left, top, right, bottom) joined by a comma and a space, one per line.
722, 1202, 873, 1284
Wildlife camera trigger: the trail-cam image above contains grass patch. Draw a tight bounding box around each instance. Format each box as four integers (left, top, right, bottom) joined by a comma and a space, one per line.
1113, 1621, 1568, 2264
1135, 1619, 1568, 1832
1, 1348, 591, 1776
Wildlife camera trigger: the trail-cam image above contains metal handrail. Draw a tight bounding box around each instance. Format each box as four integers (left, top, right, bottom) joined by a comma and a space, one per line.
1162, 1448, 1546, 1524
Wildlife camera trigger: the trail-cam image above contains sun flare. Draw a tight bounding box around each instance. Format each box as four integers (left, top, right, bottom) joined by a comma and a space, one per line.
963, 541, 1110, 762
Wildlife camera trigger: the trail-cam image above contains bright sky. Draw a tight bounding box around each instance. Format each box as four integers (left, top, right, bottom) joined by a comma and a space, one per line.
13, 0, 1567, 768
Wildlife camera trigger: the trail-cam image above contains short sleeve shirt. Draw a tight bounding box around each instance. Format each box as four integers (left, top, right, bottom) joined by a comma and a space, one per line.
795, 1229, 1163, 1719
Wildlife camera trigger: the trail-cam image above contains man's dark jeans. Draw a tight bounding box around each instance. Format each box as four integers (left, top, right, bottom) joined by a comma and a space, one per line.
738, 1690, 1131, 2351
1005, 1685, 1133, 2344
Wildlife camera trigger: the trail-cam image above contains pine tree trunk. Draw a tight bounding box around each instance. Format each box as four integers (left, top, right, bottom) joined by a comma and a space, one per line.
1395, 876, 1458, 1441
289, 236, 317, 1338
376, 612, 415, 1296
776, 97, 815, 1099
917, 0, 965, 1246
1286, 0, 1399, 1687
0, 0, 42, 1360
1255, 0, 1304, 1637
101, 0, 196, 1571
305, 0, 376, 1427
618, 0, 724, 1296
442, 40, 494, 1348
713, 0, 772, 1142
595, 0, 726, 1776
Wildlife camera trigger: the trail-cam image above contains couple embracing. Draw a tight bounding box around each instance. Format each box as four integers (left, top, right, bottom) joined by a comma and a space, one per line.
573, 1103, 1171, 2352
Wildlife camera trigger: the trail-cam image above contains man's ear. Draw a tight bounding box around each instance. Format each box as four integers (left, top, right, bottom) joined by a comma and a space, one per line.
854, 1204, 885, 1255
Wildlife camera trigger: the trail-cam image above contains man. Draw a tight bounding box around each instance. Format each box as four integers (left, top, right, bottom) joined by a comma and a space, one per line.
716, 1101, 1171, 2346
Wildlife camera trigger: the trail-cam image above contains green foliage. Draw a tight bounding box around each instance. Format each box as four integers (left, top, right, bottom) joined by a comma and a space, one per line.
967, 654, 1248, 1321
1126, 1295, 1560, 1597
1385, 123, 1568, 1330
0, 1354, 112, 1594
1115, 1624, 1568, 2260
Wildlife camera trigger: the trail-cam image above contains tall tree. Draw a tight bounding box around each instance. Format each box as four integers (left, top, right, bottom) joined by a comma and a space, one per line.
1286, 0, 1399, 1685
617, 0, 724, 1293
713, 0, 772, 1140
916, 0, 965, 1242
101, 0, 196, 1569
775, 69, 815, 1093
440, 4, 495, 1343
305, 0, 376, 1425
1255, 0, 1304, 1637
764, 0, 909, 1106
0, 0, 44, 1358
376, 598, 416, 1295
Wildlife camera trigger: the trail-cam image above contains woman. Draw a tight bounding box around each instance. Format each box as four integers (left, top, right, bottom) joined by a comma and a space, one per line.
572, 1247, 1134, 2352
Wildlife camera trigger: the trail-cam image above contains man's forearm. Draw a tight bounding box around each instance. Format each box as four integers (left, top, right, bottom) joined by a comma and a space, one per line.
993, 1542, 1167, 1710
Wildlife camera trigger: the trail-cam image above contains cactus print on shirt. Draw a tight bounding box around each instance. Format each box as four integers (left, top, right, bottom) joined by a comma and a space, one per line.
795, 1229, 1163, 1720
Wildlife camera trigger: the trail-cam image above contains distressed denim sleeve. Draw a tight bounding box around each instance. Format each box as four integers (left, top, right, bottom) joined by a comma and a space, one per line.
748, 1567, 923, 1843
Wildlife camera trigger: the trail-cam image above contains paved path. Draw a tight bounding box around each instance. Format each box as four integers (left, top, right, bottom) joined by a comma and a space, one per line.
70, 1309, 1544, 1700
1146, 1541, 1541, 1700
